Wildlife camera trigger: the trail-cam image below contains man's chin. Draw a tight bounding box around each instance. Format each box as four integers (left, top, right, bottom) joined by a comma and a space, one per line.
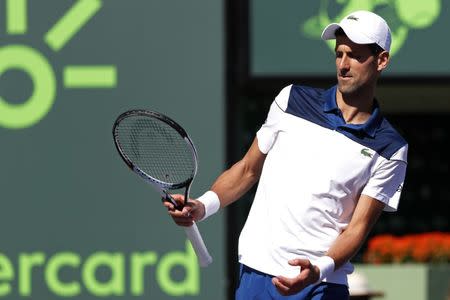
337, 83, 357, 95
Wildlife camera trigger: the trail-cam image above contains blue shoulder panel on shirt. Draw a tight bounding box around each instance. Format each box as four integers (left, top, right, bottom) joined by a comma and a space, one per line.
286, 85, 333, 129
366, 119, 407, 159
285, 85, 407, 159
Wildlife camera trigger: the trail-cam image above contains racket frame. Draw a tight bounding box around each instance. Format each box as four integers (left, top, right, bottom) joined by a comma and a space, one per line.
112, 109, 212, 267
113, 109, 198, 206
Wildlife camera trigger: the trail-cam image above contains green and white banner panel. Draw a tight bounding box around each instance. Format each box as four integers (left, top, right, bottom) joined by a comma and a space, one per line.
251, 0, 448, 77
0, 0, 225, 299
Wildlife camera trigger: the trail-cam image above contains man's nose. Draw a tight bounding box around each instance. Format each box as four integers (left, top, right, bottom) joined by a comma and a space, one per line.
339, 55, 350, 70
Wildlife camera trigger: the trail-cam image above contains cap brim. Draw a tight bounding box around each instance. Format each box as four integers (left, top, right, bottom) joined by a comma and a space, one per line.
321, 22, 374, 45
321, 23, 340, 40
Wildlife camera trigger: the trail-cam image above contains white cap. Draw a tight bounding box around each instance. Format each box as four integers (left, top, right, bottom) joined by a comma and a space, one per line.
321, 10, 392, 52
348, 272, 384, 297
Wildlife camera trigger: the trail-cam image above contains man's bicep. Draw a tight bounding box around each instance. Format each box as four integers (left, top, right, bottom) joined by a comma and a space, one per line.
362, 160, 407, 212
243, 137, 267, 177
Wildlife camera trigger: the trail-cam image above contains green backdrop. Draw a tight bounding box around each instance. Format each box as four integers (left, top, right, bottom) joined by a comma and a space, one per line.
251, 0, 448, 77
0, 0, 225, 299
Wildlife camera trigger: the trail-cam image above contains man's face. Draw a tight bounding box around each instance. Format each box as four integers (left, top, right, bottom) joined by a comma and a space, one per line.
334, 35, 384, 96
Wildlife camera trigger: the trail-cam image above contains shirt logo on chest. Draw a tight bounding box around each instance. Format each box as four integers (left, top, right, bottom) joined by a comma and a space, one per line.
360, 148, 373, 158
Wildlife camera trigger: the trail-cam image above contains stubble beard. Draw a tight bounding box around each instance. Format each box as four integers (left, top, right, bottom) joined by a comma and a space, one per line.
338, 77, 360, 96
337, 75, 370, 98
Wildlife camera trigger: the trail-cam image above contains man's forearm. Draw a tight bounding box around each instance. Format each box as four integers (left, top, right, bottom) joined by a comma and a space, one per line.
326, 226, 369, 269
209, 138, 266, 208
210, 160, 260, 207
325, 195, 385, 270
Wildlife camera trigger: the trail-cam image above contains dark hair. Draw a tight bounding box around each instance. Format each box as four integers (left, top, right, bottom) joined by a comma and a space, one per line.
334, 27, 384, 55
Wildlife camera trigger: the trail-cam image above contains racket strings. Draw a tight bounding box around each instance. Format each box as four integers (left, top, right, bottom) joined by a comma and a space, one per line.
116, 117, 195, 185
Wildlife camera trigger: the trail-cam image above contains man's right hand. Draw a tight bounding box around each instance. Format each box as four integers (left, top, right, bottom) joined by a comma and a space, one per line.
162, 194, 206, 227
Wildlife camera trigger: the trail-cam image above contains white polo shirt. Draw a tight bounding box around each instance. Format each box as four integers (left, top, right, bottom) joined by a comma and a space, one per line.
238, 84, 408, 285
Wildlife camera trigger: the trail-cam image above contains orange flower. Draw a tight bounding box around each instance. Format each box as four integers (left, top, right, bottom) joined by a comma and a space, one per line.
391, 236, 413, 263
364, 232, 450, 264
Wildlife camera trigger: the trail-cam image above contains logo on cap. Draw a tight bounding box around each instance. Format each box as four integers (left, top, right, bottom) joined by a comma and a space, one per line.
347, 15, 359, 21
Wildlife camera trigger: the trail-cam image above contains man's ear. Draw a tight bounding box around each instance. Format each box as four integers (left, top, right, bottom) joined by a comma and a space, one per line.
377, 51, 390, 71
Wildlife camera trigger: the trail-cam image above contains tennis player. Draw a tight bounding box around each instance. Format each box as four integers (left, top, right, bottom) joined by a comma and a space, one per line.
165, 10, 408, 299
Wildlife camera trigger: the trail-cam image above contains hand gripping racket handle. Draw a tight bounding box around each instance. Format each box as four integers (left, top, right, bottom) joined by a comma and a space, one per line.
162, 191, 212, 267
185, 223, 213, 267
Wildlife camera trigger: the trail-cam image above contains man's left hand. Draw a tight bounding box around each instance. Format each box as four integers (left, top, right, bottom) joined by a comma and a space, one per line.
271, 258, 320, 296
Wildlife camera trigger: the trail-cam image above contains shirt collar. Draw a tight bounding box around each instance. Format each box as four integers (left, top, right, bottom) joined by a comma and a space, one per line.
323, 86, 339, 113
323, 85, 383, 138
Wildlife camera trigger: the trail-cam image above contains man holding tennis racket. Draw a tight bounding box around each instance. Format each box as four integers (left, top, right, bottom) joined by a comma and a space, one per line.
165, 10, 407, 300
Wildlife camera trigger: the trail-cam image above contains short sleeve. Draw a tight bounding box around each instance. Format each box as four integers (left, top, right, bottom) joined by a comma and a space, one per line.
256, 85, 291, 154
361, 144, 408, 212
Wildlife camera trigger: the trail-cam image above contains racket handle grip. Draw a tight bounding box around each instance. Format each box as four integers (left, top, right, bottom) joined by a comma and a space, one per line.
184, 223, 213, 267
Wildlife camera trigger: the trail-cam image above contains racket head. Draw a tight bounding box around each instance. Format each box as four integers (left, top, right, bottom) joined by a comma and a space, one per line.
112, 109, 198, 190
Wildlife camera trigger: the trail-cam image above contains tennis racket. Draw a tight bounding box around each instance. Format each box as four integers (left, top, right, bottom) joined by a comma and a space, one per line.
112, 109, 212, 267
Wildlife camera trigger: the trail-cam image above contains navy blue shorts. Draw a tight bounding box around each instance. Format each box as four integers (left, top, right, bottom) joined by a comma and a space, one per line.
235, 264, 349, 300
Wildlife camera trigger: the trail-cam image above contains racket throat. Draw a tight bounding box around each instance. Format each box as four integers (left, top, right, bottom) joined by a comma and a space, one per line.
183, 179, 194, 207
162, 190, 180, 209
